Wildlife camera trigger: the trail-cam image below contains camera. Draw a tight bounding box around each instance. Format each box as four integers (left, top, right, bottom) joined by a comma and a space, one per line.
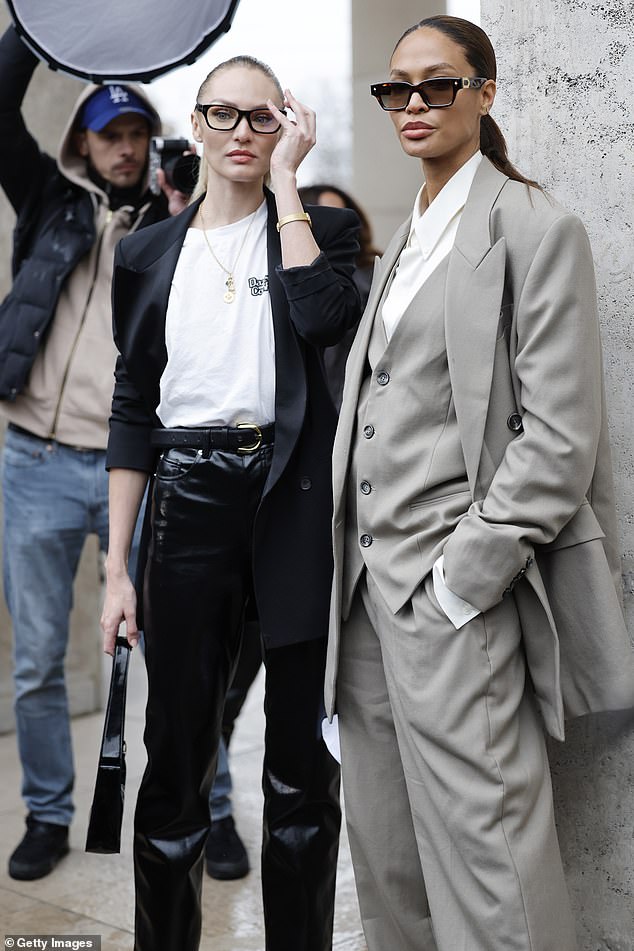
149, 137, 200, 196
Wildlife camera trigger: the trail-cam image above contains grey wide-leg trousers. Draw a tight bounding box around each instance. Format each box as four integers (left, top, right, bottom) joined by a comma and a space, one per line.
337, 570, 577, 951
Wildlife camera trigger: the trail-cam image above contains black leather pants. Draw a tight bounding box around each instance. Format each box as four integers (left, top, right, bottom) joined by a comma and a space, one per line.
222, 616, 262, 748
262, 637, 341, 951
133, 446, 340, 951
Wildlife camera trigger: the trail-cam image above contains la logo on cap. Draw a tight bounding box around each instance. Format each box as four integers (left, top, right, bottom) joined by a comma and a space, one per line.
109, 86, 131, 105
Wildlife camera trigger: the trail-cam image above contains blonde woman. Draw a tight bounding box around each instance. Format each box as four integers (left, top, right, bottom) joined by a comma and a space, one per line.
101, 56, 360, 951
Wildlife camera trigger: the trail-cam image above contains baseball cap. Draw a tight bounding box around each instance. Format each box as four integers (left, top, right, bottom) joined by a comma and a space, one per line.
79, 85, 155, 132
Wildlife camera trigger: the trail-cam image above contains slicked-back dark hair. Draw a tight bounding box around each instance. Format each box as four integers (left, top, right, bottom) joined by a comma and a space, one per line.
393, 15, 539, 188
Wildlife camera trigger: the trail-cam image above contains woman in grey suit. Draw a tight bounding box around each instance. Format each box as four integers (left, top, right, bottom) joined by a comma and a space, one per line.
326, 14, 633, 951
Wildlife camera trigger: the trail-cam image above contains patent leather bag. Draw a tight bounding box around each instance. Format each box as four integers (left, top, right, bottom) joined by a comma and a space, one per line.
85, 636, 131, 854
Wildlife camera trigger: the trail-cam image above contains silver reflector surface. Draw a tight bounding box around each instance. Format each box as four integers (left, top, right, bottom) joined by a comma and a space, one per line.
7, 0, 240, 82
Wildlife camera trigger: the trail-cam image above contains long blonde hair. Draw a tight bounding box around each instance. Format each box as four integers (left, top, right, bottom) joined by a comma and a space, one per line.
190, 55, 283, 203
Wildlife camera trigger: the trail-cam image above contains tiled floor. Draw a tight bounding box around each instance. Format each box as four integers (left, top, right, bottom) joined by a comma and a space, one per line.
0, 651, 366, 950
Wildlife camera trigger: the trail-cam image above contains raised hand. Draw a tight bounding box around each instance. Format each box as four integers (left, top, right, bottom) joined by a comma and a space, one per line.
268, 89, 316, 179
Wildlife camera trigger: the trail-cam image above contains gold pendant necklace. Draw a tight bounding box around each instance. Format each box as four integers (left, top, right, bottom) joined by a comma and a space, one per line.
198, 204, 257, 304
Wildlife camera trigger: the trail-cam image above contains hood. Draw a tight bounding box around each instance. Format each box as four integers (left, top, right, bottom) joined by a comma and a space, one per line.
57, 83, 162, 199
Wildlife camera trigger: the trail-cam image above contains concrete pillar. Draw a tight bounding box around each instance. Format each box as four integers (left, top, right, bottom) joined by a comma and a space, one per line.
351, 0, 445, 247
0, 7, 104, 733
480, 3, 634, 947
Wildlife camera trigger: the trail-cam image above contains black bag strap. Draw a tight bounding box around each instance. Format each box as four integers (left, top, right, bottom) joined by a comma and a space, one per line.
99, 635, 131, 764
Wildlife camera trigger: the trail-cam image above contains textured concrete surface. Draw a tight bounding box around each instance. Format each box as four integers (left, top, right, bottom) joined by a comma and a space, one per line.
481, 2, 634, 948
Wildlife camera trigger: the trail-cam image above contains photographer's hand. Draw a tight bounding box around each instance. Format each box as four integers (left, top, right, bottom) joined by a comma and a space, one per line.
156, 167, 190, 216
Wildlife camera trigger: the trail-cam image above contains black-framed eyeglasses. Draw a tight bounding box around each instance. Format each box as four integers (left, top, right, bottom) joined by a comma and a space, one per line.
370, 77, 488, 111
195, 103, 285, 134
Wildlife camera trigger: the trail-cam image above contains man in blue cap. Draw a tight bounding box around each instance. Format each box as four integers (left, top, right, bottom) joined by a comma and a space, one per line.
0, 24, 172, 880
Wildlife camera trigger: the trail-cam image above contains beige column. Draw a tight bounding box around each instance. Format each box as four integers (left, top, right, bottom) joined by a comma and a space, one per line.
351, 0, 444, 247
0, 8, 104, 733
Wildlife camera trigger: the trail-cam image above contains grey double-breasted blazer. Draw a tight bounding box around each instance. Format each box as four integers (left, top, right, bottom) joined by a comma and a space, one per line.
326, 157, 634, 740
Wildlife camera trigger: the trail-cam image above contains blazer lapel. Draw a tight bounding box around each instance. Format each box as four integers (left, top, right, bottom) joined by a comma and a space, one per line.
264, 189, 306, 495
333, 220, 409, 514
445, 159, 508, 495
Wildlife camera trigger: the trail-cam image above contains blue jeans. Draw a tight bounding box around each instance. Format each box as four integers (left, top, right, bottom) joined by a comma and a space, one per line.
2, 427, 140, 826
209, 737, 232, 821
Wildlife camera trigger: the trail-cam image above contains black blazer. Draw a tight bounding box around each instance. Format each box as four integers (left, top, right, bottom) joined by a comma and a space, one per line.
107, 188, 360, 648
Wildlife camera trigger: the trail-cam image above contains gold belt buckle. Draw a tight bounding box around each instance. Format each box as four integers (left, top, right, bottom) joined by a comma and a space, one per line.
236, 422, 262, 453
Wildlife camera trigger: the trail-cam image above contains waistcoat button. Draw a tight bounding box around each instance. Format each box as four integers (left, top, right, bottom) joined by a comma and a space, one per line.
363, 424, 375, 438
360, 534, 373, 548
507, 413, 523, 432
300, 477, 312, 490
360, 481, 372, 495
377, 371, 390, 386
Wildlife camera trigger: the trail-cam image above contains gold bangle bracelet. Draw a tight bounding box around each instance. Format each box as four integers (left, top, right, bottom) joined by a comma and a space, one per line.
276, 212, 312, 232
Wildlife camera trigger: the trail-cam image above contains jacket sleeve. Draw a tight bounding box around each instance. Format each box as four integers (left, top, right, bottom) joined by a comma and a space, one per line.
0, 25, 52, 213
106, 355, 157, 473
106, 243, 157, 473
442, 213, 604, 613
275, 207, 361, 346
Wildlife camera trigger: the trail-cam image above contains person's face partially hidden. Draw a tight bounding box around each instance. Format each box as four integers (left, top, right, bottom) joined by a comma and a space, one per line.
316, 190, 347, 209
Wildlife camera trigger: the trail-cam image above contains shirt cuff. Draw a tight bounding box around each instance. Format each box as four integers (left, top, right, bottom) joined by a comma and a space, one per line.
321, 715, 341, 764
432, 555, 481, 630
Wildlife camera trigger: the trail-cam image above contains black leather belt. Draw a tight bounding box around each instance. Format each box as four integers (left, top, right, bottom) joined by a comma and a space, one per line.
151, 422, 274, 455
8, 422, 45, 440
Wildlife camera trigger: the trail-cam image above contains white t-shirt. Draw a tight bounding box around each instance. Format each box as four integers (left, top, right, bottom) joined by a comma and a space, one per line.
157, 200, 275, 427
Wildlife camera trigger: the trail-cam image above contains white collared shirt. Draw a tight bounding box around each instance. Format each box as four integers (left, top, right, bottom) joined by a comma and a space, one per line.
382, 150, 483, 340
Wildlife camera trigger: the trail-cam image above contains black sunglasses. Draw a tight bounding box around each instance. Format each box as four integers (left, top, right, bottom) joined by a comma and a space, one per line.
195, 103, 286, 134
370, 77, 488, 111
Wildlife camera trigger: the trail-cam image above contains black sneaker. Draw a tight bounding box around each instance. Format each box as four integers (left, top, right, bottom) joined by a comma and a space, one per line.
205, 816, 249, 880
8, 815, 70, 880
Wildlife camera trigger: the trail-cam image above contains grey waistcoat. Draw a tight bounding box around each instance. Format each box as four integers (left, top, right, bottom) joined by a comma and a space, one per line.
342, 254, 471, 617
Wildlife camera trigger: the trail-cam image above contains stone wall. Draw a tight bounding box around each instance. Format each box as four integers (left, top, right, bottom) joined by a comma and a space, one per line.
481, 2, 634, 947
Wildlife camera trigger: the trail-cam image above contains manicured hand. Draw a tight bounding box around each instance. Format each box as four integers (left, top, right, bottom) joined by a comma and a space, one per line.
268, 89, 316, 178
